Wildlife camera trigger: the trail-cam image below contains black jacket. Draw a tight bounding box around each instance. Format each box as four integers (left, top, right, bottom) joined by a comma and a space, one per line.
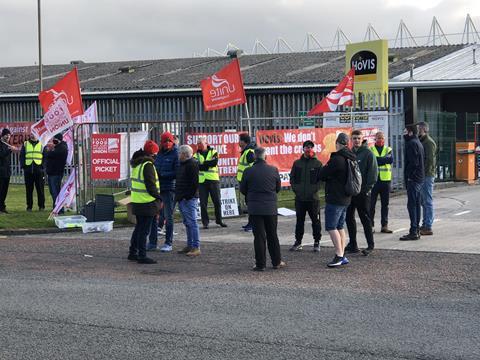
130, 150, 162, 217
240, 159, 281, 216
0, 142, 12, 178
241, 142, 256, 165
20, 140, 44, 174
196, 146, 219, 173
175, 157, 199, 202
44, 141, 68, 176
404, 134, 425, 184
352, 142, 378, 194
289, 155, 323, 201
317, 147, 356, 206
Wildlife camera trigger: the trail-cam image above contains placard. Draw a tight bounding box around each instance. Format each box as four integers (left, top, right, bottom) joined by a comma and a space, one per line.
91, 134, 121, 180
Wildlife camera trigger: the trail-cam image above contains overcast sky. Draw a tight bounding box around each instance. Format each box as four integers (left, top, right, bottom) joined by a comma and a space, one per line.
1, 0, 479, 67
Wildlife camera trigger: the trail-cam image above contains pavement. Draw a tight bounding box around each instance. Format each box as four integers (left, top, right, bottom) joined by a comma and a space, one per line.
0, 185, 479, 359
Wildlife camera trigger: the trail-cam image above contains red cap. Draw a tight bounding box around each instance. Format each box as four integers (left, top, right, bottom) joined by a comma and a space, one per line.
161, 131, 174, 144
144, 140, 159, 155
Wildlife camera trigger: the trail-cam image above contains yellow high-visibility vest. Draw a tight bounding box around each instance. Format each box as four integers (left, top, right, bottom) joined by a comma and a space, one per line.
24, 141, 43, 166
236, 148, 255, 182
194, 149, 219, 183
131, 161, 160, 203
370, 145, 392, 181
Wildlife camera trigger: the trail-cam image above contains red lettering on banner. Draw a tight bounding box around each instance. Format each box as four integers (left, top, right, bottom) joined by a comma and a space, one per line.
91, 134, 121, 180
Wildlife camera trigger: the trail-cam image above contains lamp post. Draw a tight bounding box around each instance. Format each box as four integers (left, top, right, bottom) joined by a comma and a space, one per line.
37, 0, 43, 92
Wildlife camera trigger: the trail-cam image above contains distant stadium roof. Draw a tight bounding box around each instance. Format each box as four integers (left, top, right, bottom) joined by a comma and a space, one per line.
0, 45, 468, 95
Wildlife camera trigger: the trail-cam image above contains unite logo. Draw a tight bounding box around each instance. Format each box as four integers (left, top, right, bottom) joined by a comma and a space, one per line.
45, 89, 74, 109
209, 75, 236, 100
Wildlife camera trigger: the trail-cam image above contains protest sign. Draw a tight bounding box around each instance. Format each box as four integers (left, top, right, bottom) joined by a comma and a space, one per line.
31, 100, 73, 145
0, 122, 32, 147
220, 187, 239, 217
323, 111, 388, 142
118, 131, 149, 180
91, 134, 121, 180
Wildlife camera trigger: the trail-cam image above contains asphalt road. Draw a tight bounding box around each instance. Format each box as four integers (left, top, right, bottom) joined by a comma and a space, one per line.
1, 185, 479, 359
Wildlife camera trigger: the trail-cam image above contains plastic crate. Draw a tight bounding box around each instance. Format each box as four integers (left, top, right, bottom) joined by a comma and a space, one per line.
81, 221, 113, 234
54, 215, 87, 229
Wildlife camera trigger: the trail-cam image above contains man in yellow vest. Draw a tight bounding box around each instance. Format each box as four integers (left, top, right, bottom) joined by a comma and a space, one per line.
236, 133, 256, 232
20, 132, 45, 211
128, 140, 162, 264
194, 136, 227, 229
369, 131, 394, 233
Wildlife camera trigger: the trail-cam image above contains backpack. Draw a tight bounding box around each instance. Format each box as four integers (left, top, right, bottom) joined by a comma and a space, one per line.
345, 158, 362, 196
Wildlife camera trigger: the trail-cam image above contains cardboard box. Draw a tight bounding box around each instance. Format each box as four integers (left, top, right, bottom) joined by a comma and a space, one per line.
117, 196, 136, 224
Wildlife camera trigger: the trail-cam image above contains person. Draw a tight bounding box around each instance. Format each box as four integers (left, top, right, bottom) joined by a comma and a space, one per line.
369, 131, 394, 234
128, 140, 162, 264
20, 132, 45, 211
148, 131, 179, 252
345, 130, 378, 256
400, 125, 425, 241
317, 133, 356, 267
0, 128, 13, 213
44, 133, 68, 214
417, 121, 437, 236
240, 147, 285, 271
236, 133, 256, 232
288, 140, 323, 252
194, 136, 227, 229
175, 145, 201, 257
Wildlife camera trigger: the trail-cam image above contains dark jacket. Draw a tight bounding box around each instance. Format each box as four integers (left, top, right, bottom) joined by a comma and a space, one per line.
289, 155, 323, 201
130, 150, 162, 217
44, 141, 68, 176
317, 147, 356, 206
352, 142, 378, 194
241, 142, 256, 165
154, 145, 179, 192
240, 159, 281, 216
175, 157, 199, 202
0, 142, 12, 178
420, 134, 437, 178
404, 134, 425, 184
20, 140, 44, 174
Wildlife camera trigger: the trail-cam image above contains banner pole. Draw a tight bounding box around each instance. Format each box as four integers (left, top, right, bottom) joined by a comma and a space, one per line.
244, 102, 251, 135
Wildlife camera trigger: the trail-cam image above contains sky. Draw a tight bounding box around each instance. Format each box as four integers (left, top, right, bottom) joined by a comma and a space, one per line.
1, 0, 480, 67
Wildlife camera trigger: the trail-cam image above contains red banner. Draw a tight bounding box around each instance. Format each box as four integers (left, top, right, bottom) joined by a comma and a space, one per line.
200, 59, 246, 111
0, 122, 32, 146
185, 132, 242, 176
257, 128, 377, 186
91, 134, 121, 180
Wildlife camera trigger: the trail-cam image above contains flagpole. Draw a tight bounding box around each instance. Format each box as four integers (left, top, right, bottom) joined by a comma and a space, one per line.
244, 102, 251, 135
37, 0, 43, 92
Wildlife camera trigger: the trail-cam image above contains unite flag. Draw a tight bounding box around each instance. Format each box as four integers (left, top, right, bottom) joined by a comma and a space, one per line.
200, 59, 246, 111
307, 68, 355, 116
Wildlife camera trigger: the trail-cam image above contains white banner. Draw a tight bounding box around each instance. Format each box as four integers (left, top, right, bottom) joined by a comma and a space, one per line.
119, 131, 149, 180
31, 100, 73, 145
51, 169, 76, 216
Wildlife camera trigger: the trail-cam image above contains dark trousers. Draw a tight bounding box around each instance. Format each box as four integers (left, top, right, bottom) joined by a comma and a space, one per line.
0, 177, 10, 211
199, 180, 223, 226
407, 180, 423, 234
24, 171, 45, 210
129, 215, 154, 259
47, 175, 63, 212
295, 199, 322, 243
346, 192, 375, 249
370, 180, 391, 227
250, 215, 282, 268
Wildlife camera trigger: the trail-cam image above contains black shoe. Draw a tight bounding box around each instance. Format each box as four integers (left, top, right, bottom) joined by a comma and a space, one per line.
203, 224, 209, 229
39, 207, 45, 211
327, 255, 345, 268
127, 254, 138, 261
313, 241, 320, 252
252, 266, 266, 272
289, 241, 303, 251
399, 233, 420, 241
272, 261, 286, 269
362, 248, 374, 256
344, 244, 360, 254
0, 209, 8, 214
26, 208, 32, 212
137, 257, 157, 264
217, 222, 228, 228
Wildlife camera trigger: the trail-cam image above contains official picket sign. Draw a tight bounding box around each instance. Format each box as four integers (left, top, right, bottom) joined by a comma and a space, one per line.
91, 134, 121, 180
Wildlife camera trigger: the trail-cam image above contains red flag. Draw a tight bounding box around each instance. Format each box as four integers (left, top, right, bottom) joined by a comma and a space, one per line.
307, 68, 355, 116
39, 68, 84, 117
200, 59, 246, 111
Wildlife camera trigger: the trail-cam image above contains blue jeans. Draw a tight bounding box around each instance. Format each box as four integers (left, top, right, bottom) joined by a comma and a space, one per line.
421, 176, 435, 229
324, 203, 347, 231
178, 198, 200, 249
148, 190, 176, 246
407, 180, 423, 234
48, 175, 63, 213
130, 215, 154, 259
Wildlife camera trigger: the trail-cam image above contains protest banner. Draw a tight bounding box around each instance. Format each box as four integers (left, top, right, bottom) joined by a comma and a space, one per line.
91, 134, 121, 180
323, 111, 388, 143
0, 122, 32, 147
119, 131, 149, 180
220, 187, 239, 217
31, 100, 73, 145
51, 169, 76, 216
185, 132, 242, 176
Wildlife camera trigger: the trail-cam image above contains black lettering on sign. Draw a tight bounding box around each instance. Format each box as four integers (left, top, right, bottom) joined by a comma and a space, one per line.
350, 51, 377, 76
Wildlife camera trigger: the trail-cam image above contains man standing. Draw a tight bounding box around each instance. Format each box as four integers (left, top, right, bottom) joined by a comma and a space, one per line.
0, 128, 13, 213
194, 136, 227, 229
176, 145, 201, 257
148, 131, 178, 252
44, 133, 68, 214
240, 148, 285, 271
236, 133, 256, 232
345, 130, 378, 256
418, 122, 437, 236
289, 140, 323, 252
317, 133, 356, 268
400, 125, 425, 241
369, 131, 394, 233
20, 133, 45, 211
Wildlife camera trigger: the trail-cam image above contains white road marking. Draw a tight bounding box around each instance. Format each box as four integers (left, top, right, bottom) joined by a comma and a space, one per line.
454, 211, 471, 216
393, 227, 408, 234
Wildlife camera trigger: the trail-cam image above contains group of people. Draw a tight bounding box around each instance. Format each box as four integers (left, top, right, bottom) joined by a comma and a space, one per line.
0, 129, 68, 214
